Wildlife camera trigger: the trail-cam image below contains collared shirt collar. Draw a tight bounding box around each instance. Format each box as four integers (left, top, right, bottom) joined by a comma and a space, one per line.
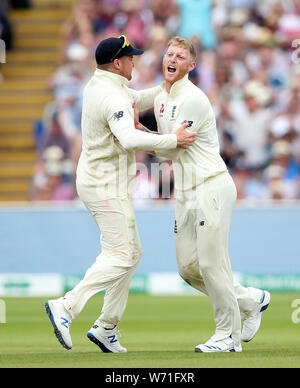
94, 68, 129, 86
161, 74, 190, 97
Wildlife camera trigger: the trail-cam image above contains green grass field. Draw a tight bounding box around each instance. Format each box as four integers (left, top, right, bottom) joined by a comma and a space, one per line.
0, 293, 299, 368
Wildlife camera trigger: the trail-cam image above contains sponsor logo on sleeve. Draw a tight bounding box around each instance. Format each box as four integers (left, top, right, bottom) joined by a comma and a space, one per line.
113, 111, 124, 121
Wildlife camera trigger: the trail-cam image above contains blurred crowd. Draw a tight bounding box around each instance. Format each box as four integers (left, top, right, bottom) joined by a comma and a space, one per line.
28, 0, 300, 202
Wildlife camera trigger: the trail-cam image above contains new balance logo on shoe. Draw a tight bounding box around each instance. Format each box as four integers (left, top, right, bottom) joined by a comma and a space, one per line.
204, 345, 221, 351
61, 317, 69, 329
87, 324, 127, 353
108, 335, 118, 344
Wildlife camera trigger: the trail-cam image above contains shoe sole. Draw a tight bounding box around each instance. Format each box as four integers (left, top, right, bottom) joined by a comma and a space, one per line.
45, 302, 71, 350
242, 290, 271, 343
87, 332, 113, 353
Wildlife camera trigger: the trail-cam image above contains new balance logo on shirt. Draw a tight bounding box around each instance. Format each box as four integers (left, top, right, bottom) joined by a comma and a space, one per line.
113, 111, 124, 121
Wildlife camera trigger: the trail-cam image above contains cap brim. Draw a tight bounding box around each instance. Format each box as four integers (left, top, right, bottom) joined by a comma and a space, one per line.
122, 46, 144, 57
130, 47, 144, 56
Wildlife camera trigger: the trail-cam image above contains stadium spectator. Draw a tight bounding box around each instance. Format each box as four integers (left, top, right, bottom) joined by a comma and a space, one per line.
59, 0, 103, 64
175, 0, 216, 49
269, 86, 300, 144
42, 42, 92, 175
276, 0, 300, 44
222, 80, 273, 170
114, 0, 149, 49
132, 151, 158, 204
31, 146, 75, 201
270, 140, 300, 197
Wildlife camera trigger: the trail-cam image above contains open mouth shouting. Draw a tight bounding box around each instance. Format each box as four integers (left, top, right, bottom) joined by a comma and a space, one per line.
167, 65, 177, 74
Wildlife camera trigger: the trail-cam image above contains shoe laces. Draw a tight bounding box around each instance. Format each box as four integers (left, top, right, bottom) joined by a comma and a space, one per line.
114, 329, 123, 340
102, 325, 123, 339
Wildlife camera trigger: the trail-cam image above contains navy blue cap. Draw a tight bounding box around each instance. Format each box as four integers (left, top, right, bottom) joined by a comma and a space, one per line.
95, 35, 144, 65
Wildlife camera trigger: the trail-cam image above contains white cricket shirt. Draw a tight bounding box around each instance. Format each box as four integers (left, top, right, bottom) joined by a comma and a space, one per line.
154, 74, 227, 191
76, 69, 177, 201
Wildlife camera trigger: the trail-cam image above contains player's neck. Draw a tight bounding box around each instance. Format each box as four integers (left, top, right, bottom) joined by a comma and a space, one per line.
165, 81, 172, 94
164, 74, 188, 94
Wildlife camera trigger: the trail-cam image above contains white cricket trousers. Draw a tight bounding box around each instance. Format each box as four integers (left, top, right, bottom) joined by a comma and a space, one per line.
175, 172, 262, 350
62, 197, 143, 328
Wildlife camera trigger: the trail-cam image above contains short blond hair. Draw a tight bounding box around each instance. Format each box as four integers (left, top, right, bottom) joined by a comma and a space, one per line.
167, 36, 196, 61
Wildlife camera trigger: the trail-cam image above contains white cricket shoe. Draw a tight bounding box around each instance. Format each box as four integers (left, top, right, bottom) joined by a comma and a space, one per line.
195, 337, 242, 353
45, 298, 73, 350
87, 324, 127, 353
241, 290, 271, 342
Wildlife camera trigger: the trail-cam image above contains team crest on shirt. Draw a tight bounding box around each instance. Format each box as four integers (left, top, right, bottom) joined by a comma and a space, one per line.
113, 111, 124, 121
159, 104, 164, 116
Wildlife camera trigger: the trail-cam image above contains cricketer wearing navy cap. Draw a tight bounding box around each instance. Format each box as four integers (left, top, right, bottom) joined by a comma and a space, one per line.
95, 35, 144, 65
44, 33, 196, 354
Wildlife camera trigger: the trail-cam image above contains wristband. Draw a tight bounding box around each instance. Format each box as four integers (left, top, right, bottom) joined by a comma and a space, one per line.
135, 121, 140, 126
